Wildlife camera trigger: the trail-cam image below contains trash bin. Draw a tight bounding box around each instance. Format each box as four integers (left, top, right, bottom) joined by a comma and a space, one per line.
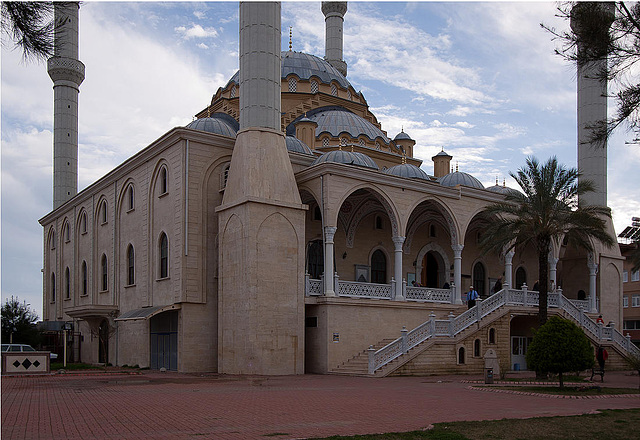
485, 367, 494, 384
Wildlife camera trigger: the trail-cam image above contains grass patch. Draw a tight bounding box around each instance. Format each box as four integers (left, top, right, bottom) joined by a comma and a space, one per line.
310, 408, 640, 439
494, 386, 639, 395
499, 374, 586, 383
50, 362, 105, 371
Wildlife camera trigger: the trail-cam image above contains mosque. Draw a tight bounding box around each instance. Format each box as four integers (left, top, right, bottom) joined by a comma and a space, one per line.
39, 2, 637, 375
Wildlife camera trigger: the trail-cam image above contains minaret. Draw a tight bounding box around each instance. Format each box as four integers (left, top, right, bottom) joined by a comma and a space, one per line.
570, 2, 614, 208
47, 2, 85, 210
322, 1, 348, 76
218, 2, 306, 375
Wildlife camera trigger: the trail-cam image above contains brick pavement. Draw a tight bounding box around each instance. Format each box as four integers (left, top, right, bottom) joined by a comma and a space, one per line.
2, 371, 639, 440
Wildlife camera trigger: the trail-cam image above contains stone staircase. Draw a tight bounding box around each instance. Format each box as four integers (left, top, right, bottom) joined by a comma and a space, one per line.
330, 338, 396, 375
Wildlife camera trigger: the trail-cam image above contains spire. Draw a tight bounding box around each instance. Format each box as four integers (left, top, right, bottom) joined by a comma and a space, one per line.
289, 26, 292, 51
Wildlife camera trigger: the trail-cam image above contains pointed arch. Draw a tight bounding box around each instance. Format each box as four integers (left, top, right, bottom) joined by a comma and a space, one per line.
404, 197, 460, 250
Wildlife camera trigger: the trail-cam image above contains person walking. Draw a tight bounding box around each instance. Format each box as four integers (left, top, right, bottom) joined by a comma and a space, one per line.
466, 285, 478, 309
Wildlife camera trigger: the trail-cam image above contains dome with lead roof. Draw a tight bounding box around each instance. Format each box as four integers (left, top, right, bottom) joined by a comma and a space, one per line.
186, 113, 239, 138
385, 163, 431, 181
285, 136, 313, 155
438, 171, 484, 189
311, 149, 379, 170
225, 51, 353, 90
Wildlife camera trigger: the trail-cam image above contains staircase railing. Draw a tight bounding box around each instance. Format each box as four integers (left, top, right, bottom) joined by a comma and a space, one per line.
367, 288, 639, 374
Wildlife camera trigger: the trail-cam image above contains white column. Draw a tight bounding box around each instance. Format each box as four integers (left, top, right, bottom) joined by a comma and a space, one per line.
392, 236, 405, 301
548, 255, 558, 292
588, 261, 598, 312
452, 244, 464, 305
324, 226, 337, 296
321, 2, 348, 76
504, 250, 515, 289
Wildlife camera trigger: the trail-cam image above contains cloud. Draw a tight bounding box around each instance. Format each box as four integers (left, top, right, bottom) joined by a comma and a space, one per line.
197, 43, 209, 50
175, 24, 219, 39
194, 11, 205, 20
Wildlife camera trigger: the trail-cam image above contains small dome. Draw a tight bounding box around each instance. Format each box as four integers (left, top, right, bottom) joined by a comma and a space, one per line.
311, 149, 379, 170
186, 113, 239, 138
438, 171, 484, 189
487, 184, 521, 196
434, 150, 452, 157
385, 163, 431, 181
285, 136, 313, 155
394, 131, 412, 141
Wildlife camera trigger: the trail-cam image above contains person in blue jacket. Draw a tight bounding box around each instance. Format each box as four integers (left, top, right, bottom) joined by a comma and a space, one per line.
467, 285, 479, 309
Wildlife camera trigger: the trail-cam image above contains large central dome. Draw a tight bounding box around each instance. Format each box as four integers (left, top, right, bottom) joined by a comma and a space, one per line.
225, 51, 353, 90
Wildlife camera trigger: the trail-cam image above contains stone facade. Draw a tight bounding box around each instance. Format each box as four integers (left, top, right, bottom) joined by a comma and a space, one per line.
39, 2, 625, 375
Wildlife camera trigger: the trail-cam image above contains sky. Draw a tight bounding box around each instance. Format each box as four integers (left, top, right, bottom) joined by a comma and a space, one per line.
2, 1, 640, 318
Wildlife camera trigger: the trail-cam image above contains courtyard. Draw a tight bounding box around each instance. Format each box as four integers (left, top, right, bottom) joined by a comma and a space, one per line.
2, 370, 639, 439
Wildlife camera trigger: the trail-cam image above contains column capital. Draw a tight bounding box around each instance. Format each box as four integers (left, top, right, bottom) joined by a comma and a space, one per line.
324, 226, 337, 242
452, 244, 464, 256
392, 235, 405, 249
587, 262, 599, 274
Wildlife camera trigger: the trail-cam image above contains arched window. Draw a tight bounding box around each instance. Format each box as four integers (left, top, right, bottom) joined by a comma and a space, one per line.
288, 77, 297, 92
515, 267, 526, 289
159, 233, 168, 278
331, 83, 338, 96
127, 244, 135, 285
307, 240, 324, 279
82, 261, 87, 296
65, 267, 70, 299
474, 339, 481, 357
310, 80, 318, 94
347, 90, 352, 100
371, 249, 387, 284
100, 200, 108, 224
458, 346, 465, 364
160, 167, 168, 195
313, 205, 322, 221
50, 230, 56, 250
375, 215, 383, 230
51, 273, 56, 302
80, 212, 87, 234
489, 328, 496, 344
473, 262, 486, 298
430, 225, 437, 237
128, 185, 135, 211
101, 254, 108, 291
221, 163, 230, 190
359, 138, 365, 147
322, 137, 330, 147
230, 85, 237, 98
63, 223, 70, 242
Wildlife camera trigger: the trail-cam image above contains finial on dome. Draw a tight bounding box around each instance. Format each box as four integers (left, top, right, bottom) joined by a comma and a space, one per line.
456, 162, 459, 172
350, 144, 354, 152
503, 178, 506, 187
495, 176, 498, 185
289, 27, 292, 51
402, 153, 407, 164
207, 107, 211, 117
338, 142, 342, 151
451, 166, 454, 173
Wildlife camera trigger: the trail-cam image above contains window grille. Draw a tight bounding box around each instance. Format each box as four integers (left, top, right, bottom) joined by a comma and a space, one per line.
310, 80, 318, 94
288, 77, 297, 92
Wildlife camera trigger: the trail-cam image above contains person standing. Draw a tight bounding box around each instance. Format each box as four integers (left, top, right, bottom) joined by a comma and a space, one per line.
467, 285, 478, 309
492, 277, 502, 295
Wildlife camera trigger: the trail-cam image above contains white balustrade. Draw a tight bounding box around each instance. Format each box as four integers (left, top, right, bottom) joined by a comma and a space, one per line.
405, 286, 452, 303
367, 286, 640, 374
337, 280, 392, 299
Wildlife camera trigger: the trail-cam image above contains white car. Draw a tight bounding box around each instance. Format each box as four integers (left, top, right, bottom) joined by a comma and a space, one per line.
1, 344, 58, 360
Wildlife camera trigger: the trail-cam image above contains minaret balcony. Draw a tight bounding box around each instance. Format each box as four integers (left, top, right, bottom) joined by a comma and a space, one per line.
47, 56, 85, 85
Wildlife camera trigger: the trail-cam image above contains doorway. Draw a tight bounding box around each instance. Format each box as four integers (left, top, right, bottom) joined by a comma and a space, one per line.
98, 320, 109, 364
150, 311, 178, 370
511, 336, 532, 370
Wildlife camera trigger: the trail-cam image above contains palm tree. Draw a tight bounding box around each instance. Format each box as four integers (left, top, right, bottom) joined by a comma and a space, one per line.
1, 1, 55, 62
479, 156, 615, 326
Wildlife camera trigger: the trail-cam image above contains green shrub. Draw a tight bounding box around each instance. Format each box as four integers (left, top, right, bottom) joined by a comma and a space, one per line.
526, 316, 594, 387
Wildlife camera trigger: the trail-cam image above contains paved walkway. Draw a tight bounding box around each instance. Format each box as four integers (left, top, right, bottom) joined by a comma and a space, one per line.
2, 370, 639, 439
